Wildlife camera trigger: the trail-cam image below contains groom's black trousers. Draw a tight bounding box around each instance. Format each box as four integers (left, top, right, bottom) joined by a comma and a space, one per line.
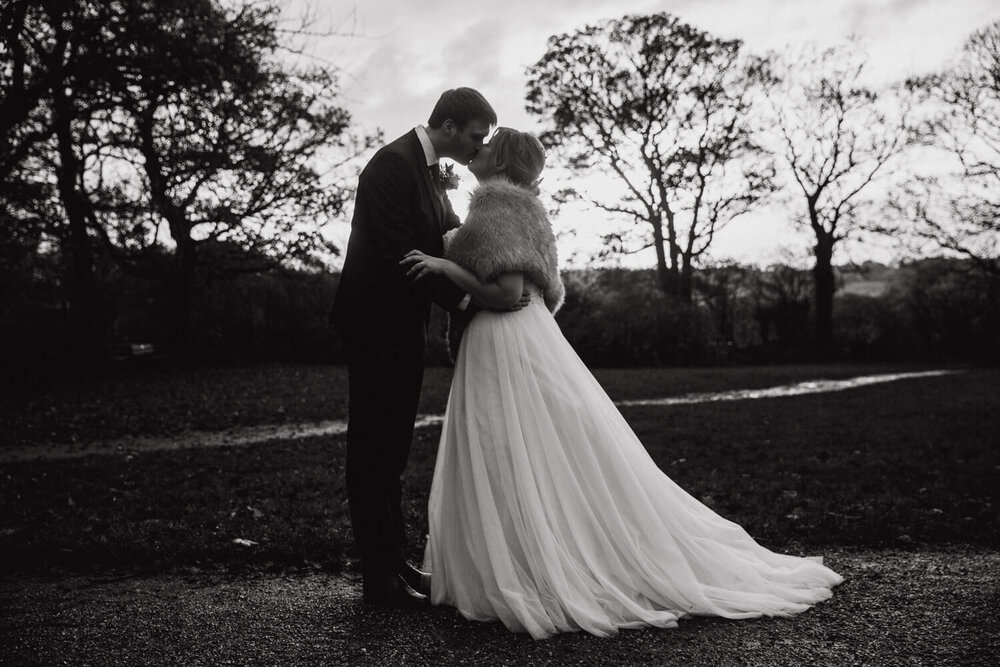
343, 325, 425, 584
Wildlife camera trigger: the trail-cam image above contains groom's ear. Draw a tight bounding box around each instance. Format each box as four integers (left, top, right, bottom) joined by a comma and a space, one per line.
441, 119, 457, 137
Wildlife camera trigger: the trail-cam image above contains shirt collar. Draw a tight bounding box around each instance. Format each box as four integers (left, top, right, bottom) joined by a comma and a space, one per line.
414, 125, 438, 168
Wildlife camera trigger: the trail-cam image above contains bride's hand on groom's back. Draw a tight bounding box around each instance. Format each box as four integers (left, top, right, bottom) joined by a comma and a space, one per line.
400, 249, 449, 280
403, 249, 528, 312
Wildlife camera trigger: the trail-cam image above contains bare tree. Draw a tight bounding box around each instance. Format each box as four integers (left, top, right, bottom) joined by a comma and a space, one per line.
526, 13, 774, 302
1, 0, 370, 356
95, 1, 369, 350
750, 264, 813, 349
696, 261, 753, 347
0, 0, 70, 183
765, 43, 909, 351
890, 21, 1000, 281
1, 0, 118, 360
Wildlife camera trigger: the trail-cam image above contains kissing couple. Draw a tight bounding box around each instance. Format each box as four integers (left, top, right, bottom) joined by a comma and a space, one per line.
330, 87, 841, 639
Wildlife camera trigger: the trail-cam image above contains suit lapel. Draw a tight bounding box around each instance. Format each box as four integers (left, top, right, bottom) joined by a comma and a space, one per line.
406, 130, 446, 232
423, 166, 446, 228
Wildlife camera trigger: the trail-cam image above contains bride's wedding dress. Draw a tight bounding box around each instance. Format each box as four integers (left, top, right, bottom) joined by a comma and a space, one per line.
423, 284, 842, 639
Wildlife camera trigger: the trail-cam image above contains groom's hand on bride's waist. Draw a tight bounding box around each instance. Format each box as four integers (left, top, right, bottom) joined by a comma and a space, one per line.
480, 288, 530, 313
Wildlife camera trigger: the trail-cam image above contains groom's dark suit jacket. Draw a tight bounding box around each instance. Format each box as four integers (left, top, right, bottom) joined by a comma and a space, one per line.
331, 129, 465, 583
331, 130, 465, 339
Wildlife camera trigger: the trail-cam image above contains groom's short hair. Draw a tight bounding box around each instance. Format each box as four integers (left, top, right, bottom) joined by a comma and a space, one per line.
428, 88, 497, 130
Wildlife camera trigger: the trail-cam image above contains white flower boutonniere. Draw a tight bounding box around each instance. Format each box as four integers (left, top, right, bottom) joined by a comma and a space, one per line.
439, 163, 460, 191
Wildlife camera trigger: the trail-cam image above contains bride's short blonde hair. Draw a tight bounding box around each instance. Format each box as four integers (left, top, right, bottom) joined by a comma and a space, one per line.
489, 128, 545, 194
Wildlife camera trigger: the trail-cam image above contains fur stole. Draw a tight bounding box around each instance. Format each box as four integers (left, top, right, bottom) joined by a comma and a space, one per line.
447, 179, 564, 313
444, 179, 564, 359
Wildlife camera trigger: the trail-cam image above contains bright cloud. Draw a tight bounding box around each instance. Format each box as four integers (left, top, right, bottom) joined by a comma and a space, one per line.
284, 0, 1000, 267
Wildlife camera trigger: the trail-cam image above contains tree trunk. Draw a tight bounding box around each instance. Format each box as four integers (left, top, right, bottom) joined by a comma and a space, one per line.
650, 214, 674, 298
679, 254, 694, 303
166, 237, 197, 356
812, 232, 835, 353
137, 105, 198, 355
651, 211, 683, 300
53, 87, 100, 364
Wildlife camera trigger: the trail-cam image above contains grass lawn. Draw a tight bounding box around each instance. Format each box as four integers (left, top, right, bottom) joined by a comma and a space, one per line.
1, 364, 996, 576
0, 361, 945, 446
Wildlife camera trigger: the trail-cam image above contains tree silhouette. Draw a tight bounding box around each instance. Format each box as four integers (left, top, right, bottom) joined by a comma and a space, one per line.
100, 1, 367, 351
891, 21, 1000, 282
1, 0, 120, 360
526, 13, 774, 302
0, 0, 368, 356
750, 263, 812, 350
0, 1, 90, 184
764, 43, 909, 352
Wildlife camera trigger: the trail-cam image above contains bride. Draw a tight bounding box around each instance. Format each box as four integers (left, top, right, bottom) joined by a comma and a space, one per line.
400, 128, 842, 640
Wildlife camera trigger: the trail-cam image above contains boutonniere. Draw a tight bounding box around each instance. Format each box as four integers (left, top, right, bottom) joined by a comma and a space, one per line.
438, 163, 460, 192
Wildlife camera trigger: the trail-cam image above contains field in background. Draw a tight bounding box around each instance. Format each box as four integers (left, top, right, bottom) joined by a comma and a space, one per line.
0, 362, 953, 446
1, 364, 996, 576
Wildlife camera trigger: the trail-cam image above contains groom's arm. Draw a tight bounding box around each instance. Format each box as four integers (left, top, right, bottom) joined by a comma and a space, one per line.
362, 152, 468, 311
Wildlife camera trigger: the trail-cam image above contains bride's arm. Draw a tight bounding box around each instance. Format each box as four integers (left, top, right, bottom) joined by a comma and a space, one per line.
400, 250, 524, 310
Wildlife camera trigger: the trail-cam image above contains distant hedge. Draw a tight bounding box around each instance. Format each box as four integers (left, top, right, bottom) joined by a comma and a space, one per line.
2, 257, 996, 375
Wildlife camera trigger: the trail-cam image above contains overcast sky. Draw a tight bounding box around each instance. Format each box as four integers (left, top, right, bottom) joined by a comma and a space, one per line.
286, 0, 1000, 268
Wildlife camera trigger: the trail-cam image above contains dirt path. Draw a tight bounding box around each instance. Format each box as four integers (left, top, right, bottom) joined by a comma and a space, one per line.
0, 369, 959, 464
2, 548, 997, 666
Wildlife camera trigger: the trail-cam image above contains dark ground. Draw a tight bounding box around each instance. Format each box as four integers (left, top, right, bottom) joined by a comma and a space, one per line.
1, 363, 997, 664
2, 549, 998, 666
0, 362, 948, 447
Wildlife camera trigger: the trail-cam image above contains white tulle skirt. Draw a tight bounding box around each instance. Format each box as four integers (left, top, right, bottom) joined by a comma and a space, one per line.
422, 291, 842, 639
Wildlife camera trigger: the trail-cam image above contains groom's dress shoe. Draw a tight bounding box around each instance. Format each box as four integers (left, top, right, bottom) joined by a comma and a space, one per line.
363, 574, 427, 609
399, 561, 432, 597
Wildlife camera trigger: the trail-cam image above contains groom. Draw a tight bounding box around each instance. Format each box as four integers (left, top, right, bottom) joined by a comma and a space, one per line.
331, 88, 497, 607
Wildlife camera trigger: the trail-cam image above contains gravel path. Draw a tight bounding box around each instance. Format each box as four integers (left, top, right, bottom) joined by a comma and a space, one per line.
2, 548, 997, 666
